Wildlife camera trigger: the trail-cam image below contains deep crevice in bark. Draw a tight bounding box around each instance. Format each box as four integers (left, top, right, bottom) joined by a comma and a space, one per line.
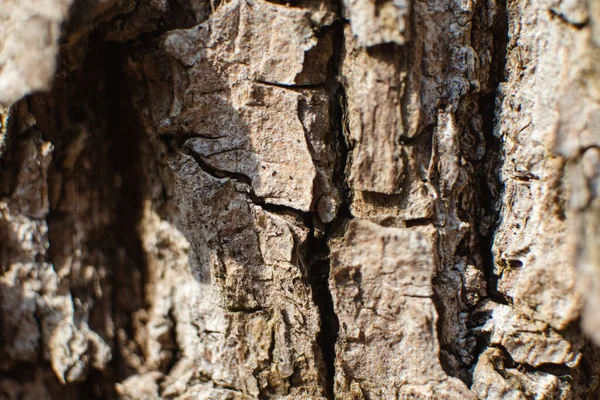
92, 39, 150, 398
330, 20, 354, 225
304, 218, 338, 399
470, 0, 511, 379
477, 0, 509, 307
404, 217, 435, 227
304, 18, 347, 399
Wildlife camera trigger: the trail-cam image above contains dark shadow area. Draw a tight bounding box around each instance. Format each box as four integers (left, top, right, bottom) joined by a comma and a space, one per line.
18, 33, 150, 399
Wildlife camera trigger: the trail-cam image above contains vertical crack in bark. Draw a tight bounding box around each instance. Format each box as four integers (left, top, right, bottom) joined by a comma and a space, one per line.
478, 0, 509, 304
303, 18, 347, 399
304, 218, 338, 400
471, 0, 510, 370
423, 0, 513, 385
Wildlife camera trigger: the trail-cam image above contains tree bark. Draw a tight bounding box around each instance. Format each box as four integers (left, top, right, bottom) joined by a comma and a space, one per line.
1, 0, 599, 399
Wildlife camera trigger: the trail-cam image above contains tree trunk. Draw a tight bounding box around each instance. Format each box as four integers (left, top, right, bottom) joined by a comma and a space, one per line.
1, 0, 599, 398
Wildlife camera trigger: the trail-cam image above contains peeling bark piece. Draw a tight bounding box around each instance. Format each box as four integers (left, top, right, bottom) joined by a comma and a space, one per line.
330, 219, 475, 398
184, 84, 317, 212
141, 0, 335, 212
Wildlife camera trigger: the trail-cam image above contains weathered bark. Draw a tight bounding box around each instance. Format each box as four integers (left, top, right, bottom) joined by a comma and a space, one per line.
1, 0, 599, 399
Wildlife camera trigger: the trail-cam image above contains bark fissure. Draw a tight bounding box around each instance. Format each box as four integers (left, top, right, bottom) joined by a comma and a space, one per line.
477, 0, 509, 309
304, 219, 338, 400
303, 18, 346, 399
465, 0, 512, 375
179, 138, 313, 219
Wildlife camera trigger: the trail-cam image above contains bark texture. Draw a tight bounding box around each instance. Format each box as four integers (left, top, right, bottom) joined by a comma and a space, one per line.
1, 0, 600, 399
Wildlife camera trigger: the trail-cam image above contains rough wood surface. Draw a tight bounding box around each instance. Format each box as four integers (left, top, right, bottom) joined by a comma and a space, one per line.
1, 0, 599, 399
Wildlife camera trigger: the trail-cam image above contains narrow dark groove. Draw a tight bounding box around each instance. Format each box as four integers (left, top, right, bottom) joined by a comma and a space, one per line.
528, 362, 576, 377
247, 197, 309, 220
547, 8, 589, 29
181, 141, 254, 187
226, 306, 265, 313
255, 79, 326, 90
469, 0, 511, 376
0, 112, 27, 206
302, 17, 348, 400
477, 0, 509, 309
304, 215, 339, 400
405, 217, 435, 227
329, 18, 353, 224
262, 0, 302, 6
175, 138, 313, 220
329, 81, 354, 224
491, 344, 518, 370
0, 107, 19, 194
